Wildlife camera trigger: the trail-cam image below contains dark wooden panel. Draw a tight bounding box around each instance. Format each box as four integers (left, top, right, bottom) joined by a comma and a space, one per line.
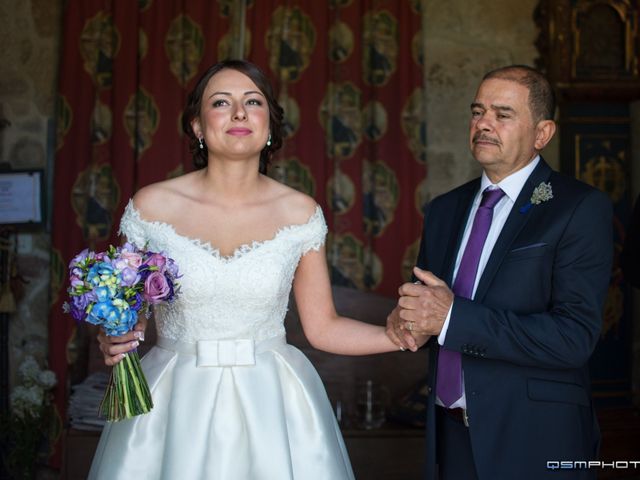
344, 433, 425, 480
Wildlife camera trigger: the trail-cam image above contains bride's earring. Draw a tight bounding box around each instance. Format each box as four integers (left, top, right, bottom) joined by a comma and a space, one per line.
198, 137, 204, 150
266, 133, 272, 147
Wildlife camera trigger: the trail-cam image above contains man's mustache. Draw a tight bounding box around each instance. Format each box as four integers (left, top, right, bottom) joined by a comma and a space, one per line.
473, 133, 500, 145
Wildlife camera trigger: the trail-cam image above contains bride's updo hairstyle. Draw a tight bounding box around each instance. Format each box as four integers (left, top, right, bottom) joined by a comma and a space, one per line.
182, 59, 284, 174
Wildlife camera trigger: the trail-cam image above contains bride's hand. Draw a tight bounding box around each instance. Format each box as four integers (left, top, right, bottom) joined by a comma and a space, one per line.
97, 316, 148, 366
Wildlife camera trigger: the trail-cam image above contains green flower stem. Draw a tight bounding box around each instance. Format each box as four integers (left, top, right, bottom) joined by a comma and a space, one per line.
115, 359, 132, 418
124, 352, 147, 413
99, 350, 153, 421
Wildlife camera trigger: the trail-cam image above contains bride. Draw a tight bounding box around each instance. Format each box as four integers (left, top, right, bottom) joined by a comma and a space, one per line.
89, 59, 413, 479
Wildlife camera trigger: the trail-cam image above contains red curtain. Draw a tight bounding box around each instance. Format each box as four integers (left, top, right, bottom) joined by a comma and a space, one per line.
246, 0, 425, 294
50, 1, 231, 465
50, 0, 424, 466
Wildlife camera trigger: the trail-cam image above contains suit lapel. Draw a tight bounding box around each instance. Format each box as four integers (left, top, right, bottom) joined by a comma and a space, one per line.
441, 180, 479, 285
473, 159, 553, 302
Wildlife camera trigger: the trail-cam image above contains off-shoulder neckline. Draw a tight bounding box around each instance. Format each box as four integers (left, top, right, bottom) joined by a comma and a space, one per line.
122, 200, 324, 262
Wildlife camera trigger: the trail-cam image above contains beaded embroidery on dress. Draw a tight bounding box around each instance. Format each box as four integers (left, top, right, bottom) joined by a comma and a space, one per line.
88, 200, 354, 480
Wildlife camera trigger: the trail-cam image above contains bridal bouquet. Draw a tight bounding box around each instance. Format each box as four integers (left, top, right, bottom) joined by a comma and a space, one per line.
63, 243, 180, 421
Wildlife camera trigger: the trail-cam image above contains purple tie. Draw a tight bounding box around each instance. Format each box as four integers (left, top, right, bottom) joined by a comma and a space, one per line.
436, 187, 505, 407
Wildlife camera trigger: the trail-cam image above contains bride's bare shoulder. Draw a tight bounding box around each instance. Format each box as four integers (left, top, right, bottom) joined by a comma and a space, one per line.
131, 173, 198, 221
266, 177, 320, 224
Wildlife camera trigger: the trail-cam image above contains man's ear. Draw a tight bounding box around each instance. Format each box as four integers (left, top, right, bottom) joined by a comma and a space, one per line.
534, 120, 556, 151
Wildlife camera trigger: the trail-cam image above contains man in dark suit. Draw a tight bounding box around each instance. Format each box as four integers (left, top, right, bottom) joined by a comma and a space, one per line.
387, 65, 612, 479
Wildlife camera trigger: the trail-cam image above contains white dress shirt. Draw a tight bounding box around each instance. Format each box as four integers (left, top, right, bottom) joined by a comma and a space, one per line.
435, 156, 540, 408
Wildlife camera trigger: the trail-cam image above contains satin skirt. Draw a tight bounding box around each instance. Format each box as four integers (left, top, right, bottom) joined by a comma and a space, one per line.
88, 336, 354, 480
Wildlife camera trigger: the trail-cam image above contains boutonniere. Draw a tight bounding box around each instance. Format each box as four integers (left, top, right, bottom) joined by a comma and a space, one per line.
519, 182, 553, 214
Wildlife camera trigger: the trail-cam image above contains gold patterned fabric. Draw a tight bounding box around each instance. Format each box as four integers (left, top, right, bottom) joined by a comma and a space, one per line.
248, 1, 426, 293
50, 1, 230, 465
51, 0, 425, 466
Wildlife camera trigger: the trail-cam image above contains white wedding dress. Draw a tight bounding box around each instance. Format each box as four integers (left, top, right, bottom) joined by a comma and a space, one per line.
88, 201, 355, 480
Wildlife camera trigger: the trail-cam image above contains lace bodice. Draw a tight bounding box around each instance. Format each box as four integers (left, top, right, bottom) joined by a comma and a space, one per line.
119, 200, 327, 343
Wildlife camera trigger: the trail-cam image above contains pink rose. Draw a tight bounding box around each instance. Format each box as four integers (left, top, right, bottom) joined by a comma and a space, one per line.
120, 251, 143, 269
145, 253, 166, 272
144, 271, 170, 304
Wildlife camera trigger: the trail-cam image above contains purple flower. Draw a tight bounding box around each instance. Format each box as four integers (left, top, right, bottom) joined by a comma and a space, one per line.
128, 292, 143, 311
120, 267, 139, 287
72, 293, 92, 311
165, 258, 179, 278
137, 264, 152, 282
70, 305, 87, 322
145, 253, 167, 272
144, 271, 170, 304
64, 245, 180, 338
69, 249, 90, 268
112, 258, 128, 271
121, 242, 137, 253
85, 290, 98, 303
120, 251, 143, 269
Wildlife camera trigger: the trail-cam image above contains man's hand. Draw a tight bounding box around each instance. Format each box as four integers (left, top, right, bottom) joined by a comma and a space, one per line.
386, 306, 417, 351
397, 267, 453, 337
387, 302, 430, 353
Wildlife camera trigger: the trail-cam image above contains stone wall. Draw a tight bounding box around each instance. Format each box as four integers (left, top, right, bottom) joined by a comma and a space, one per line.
0, 0, 62, 387
421, 0, 559, 202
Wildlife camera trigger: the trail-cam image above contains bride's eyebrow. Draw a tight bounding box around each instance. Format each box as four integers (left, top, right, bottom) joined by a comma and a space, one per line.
208, 91, 265, 99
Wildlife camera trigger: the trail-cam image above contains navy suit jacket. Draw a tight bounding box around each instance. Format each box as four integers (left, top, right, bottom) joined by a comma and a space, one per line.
418, 159, 613, 480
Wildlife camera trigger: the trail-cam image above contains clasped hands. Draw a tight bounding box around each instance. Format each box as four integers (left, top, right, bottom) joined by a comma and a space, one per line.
386, 267, 454, 352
